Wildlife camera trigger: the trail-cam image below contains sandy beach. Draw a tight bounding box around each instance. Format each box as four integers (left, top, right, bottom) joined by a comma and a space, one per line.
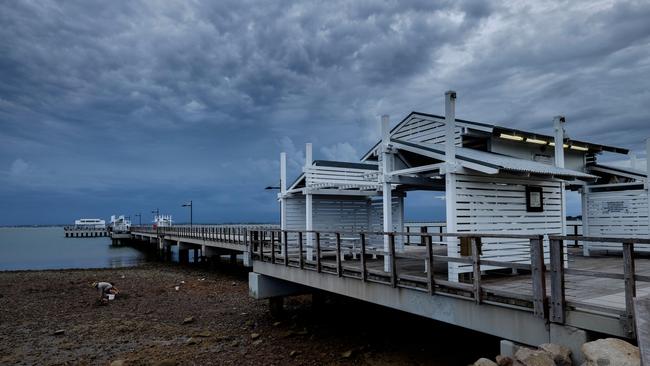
0, 262, 497, 365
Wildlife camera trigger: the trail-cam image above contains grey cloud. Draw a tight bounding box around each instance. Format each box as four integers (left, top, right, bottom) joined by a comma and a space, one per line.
0, 0, 649, 225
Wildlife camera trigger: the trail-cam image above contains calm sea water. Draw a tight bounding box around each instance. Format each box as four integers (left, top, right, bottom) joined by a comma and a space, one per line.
0, 227, 147, 271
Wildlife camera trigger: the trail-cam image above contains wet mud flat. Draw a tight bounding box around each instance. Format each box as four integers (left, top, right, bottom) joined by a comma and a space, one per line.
0, 262, 498, 365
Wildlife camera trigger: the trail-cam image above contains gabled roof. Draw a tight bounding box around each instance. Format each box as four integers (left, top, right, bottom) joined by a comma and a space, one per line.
361, 111, 629, 160
287, 160, 379, 191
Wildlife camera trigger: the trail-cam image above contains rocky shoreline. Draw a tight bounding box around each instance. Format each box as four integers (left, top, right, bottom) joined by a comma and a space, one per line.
0, 262, 500, 365
472, 337, 640, 366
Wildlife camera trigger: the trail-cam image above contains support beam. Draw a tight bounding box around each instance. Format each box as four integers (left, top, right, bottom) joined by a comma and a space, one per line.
305, 143, 314, 260
280, 152, 287, 256
554, 117, 568, 247
553, 116, 566, 169
444, 91, 459, 282
381, 114, 393, 272
581, 186, 591, 256
390, 163, 443, 176
647, 138, 650, 239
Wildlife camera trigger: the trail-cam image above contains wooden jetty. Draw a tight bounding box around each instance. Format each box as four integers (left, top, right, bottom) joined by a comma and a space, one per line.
128, 225, 649, 364
128, 90, 650, 364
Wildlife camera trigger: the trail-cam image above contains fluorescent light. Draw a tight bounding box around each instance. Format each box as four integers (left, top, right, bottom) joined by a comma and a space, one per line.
500, 133, 524, 141
526, 138, 548, 145
548, 142, 569, 148
570, 145, 589, 151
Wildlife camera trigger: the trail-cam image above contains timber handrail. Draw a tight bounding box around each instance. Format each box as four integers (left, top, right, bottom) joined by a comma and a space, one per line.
128, 225, 648, 339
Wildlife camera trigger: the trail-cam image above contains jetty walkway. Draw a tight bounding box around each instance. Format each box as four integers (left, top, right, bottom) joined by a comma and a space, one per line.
125, 225, 649, 362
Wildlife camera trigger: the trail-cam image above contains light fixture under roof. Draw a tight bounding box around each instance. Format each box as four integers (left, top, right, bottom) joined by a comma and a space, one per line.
526, 138, 548, 145
499, 133, 524, 141
570, 145, 589, 151
548, 142, 569, 148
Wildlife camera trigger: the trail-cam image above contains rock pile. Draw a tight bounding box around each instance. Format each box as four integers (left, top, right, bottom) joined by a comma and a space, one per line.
472, 338, 640, 366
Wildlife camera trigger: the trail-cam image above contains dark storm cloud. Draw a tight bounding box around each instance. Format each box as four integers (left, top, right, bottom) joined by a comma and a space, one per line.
0, 0, 649, 225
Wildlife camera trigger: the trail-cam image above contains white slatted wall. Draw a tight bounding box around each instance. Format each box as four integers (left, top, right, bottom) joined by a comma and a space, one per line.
585, 186, 650, 252
392, 117, 462, 146
284, 195, 403, 248
450, 174, 564, 277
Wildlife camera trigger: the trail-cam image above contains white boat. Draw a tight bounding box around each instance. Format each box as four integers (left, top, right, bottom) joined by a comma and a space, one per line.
74, 218, 106, 229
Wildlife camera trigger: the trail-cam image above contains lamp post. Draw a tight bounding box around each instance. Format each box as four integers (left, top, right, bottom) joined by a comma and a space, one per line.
182, 200, 193, 228
134, 213, 141, 226
151, 208, 159, 222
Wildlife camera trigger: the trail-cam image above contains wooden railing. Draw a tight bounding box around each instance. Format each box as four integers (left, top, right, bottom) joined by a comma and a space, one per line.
128, 224, 647, 339
547, 235, 650, 337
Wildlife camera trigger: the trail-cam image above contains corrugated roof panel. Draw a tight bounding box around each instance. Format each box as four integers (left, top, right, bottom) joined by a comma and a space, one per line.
456, 147, 598, 180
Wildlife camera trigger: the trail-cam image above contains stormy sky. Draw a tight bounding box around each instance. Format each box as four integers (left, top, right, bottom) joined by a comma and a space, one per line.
1, 1, 649, 225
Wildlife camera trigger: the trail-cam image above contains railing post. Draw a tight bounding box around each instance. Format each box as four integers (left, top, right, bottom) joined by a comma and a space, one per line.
360, 233, 367, 281
420, 226, 427, 246
426, 234, 435, 295
258, 230, 263, 261
573, 224, 579, 247
298, 231, 304, 269
270, 231, 276, 264
283, 231, 289, 266
316, 232, 322, 273
335, 233, 342, 277
549, 238, 566, 323
623, 240, 636, 337
406, 226, 410, 245
389, 233, 397, 288
471, 237, 482, 304
530, 235, 548, 320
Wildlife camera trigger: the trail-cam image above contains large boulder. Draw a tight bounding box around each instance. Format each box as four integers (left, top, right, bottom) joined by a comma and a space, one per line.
539, 343, 572, 366
474, 358, 498, 366
581, 338, 639, 366
496, 355, 514, 366
514, 348, 555, 366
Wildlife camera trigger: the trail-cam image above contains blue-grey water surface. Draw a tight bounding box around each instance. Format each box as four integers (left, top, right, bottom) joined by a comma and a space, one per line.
0, 227, 147, 271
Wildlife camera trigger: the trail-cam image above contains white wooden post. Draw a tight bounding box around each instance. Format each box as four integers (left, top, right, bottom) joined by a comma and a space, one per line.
280, 152, 287, 256
381, 115, 393, 272
397, 194, 405, 251
305, 143, 314, 260
553, 116, 566, 169
581, 186, 591, 256
444, 91, 459, 282
554, 116, 568, 267
629, 151, 638, 170
646, 138, 650, 239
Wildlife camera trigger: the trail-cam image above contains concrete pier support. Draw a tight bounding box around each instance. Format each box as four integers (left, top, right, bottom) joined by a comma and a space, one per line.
230, 253, 237, 264
550, 324, 589, 365
248, 272, 309, 300
243, 251, 252, 267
